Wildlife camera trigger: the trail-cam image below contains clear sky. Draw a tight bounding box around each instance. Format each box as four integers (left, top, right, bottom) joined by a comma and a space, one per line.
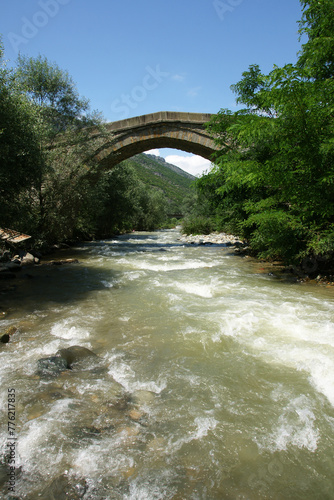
1, 0, 304, 176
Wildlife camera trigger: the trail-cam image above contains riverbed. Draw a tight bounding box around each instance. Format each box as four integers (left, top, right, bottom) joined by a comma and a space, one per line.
1, 229, 334, 499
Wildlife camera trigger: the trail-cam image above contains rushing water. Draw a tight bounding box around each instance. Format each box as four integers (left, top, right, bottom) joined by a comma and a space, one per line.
1, 229, 334, 499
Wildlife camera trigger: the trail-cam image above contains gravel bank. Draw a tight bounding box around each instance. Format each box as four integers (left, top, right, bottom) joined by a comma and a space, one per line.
178, 232, 244, 246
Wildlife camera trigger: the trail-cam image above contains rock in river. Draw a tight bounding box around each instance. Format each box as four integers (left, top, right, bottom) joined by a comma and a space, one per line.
56, 345, 99, 369
37, 356, 68, 378
0, 334, 10, 344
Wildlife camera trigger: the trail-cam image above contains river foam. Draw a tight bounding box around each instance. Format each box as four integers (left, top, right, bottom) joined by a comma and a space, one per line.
1, 229, 334, 499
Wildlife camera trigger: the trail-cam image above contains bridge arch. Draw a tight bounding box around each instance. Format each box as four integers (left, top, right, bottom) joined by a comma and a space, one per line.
95, 111, 218, 169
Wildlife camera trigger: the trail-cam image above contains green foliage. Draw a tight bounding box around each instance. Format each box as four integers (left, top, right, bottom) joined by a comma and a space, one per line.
94, 163, 140, 236
93, 162, 168, 236
1, 50, 107, 244
182, 215, 215, 236
15, 54, 95, 137
0, 43, 193, 244
298, 0, 334, 79
159, 218, 179, 229
0, 40, 44, 230
241, 210, 307, 261
134, 187, 168, 231
193, 1, 334, 266
128, 154, 195, 215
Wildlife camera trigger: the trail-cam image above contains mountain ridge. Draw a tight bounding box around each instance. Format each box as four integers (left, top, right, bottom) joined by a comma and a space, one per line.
123, 153, 196, 214
143, 154, 196, 181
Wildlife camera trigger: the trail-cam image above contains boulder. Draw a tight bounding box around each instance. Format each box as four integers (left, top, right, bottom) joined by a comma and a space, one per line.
37, 356, 68, 378
0, 326, 18, 343
0, 250, 11, 263
56, 345, 98, 369
21, 252, 35, 266
0, 334, 10, 344
6, 326, 17, 336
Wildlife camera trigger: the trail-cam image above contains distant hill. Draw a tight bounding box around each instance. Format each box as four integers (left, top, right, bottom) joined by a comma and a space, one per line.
143, 154, 195, 181
123, 153, 196, 215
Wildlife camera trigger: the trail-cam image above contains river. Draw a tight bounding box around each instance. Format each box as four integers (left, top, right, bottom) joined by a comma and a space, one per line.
1, 229, 334, 499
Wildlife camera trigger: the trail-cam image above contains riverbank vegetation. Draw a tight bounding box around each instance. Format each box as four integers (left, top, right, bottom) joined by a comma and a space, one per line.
183, 0, 334, 273
2, 0, 333, 276
0, 46, 188, 253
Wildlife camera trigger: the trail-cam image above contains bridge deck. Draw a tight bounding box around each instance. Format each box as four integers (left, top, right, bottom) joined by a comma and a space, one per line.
106, 111, 213, 132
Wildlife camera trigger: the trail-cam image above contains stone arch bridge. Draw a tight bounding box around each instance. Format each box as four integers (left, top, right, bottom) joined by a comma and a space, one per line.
94, 111, 218, 169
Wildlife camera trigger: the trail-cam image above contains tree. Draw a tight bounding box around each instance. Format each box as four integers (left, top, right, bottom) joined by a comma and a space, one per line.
298, 0, 334, 79
15, 54, 94, 137
0, 40, 44, 230
134, 187, 168, 231
201, 1, 334, 266
7, 53, 109, 244
94, 163, 142, 236
94, 162, 169, 236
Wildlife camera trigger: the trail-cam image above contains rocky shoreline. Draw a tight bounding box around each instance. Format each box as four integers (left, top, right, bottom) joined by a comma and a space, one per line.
178, 231, 334, 287
178, 231, 244, 247
0, 250, 40, 279
0, 249, 79, 275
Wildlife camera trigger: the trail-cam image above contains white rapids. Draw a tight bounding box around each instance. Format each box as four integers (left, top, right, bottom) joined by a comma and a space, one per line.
0, 229, 333, 499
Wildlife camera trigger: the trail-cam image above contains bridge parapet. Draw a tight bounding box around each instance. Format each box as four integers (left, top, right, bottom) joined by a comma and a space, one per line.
96, 111, 218, 170
106, 111, 213, 132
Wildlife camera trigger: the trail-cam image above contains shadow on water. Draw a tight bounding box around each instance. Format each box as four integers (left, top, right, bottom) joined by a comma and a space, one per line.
0, 260, 121, 316
0, 232, 208, 316
0, 235, 301, 319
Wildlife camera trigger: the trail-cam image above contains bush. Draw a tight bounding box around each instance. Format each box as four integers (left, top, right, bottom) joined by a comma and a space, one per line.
182, 216, 215, 235
159, 218, 179, 229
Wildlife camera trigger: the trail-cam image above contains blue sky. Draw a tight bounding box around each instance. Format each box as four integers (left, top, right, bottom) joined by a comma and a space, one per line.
1, 0, 304, 175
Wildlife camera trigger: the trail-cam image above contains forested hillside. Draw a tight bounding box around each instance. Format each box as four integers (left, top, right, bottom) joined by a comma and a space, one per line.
126, 154, 195, 215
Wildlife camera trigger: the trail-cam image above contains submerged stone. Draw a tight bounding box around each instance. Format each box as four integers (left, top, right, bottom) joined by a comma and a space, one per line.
133, 390, 155, 406
129, 409, 143, 421
37, 356, 68, 378
108, 393, 133, 411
